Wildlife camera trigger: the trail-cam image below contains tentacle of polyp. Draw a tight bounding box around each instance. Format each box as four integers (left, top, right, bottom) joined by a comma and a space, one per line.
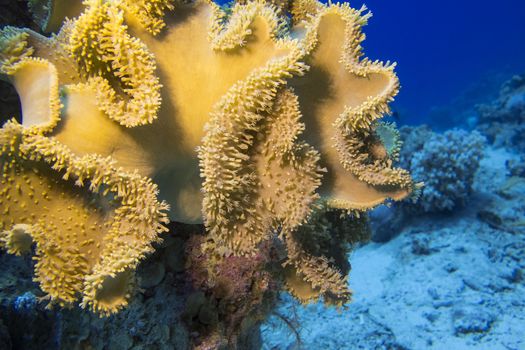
67, 0, 162, 127
199, 2, 309, 255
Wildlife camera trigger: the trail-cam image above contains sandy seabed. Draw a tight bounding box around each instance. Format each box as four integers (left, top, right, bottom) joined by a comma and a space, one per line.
262, 146, 525, 350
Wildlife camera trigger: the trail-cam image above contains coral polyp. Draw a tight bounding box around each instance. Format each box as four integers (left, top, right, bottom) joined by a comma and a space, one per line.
0, 0, 414, 315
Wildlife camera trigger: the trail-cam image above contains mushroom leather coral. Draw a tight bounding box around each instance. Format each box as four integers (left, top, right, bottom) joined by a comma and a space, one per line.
0, 0, 414, 313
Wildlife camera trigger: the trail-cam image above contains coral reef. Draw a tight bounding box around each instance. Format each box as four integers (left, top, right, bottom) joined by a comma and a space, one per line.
476, 73, 525, 151
0, 0, 414, 345
369, 126, 486, 242
399, 126, 485, 213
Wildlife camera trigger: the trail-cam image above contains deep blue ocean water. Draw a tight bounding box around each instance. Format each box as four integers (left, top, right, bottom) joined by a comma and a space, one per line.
347, 0, 525, 129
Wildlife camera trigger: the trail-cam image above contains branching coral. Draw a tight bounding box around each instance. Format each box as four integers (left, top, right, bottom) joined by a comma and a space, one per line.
399, 126, 486, 213
0, 0, 414, 317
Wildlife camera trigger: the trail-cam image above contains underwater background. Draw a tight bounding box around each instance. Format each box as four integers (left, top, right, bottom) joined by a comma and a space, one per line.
350, 0, 525, 130
0, 0, 524, 349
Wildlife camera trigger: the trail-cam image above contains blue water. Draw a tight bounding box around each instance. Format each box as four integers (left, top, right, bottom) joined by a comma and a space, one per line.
348, 0, 525, 128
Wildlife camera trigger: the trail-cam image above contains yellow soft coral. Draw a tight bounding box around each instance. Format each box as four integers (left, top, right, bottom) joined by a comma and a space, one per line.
0, 119, 169, 314
255, 1, 416, 302
0, 22, 170, 311
200, 87, 321, 255
1, 0, 414, 313
0, 0, 308, 310
52, 0, 305, 224
0, 120, 169, 314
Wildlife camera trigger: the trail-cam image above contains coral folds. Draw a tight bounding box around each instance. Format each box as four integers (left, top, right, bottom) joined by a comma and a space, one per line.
0, 0, 414, 316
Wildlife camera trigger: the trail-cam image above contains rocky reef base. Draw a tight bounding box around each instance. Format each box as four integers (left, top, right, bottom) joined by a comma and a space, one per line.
0, 223, 272, 350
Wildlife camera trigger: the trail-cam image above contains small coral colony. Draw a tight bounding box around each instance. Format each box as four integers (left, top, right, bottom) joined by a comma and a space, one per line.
0, 0, 417, 316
